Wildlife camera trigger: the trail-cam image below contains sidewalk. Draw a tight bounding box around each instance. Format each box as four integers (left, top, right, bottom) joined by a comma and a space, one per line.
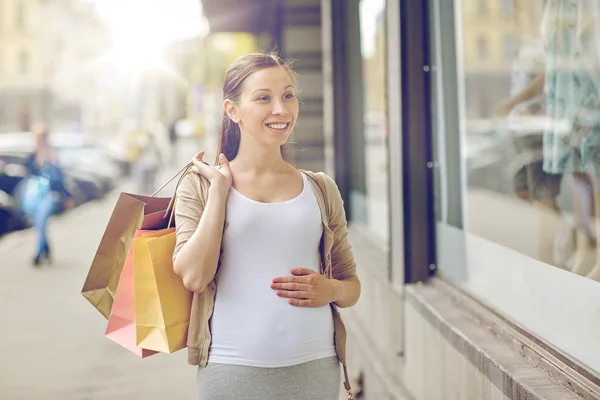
0, 153, 199, 399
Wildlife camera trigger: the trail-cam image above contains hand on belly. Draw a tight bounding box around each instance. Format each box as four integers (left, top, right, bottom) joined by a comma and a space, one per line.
271, 267, 340, 308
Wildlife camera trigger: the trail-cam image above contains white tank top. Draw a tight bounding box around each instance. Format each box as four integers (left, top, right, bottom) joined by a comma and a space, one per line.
207, 172, 336, 367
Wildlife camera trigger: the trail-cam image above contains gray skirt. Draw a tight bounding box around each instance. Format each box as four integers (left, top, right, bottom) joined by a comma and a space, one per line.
196, 356, 341, 400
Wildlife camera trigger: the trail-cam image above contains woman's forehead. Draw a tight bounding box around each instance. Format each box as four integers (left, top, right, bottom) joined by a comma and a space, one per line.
242, 67, 294, 93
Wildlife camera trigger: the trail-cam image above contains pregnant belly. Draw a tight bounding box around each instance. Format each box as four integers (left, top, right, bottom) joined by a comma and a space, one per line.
208, 296, 335, 366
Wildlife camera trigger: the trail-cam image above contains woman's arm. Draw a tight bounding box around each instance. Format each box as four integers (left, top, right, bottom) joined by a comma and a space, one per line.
324, 174, 361, 308
173, 175, 228, 294
496, 72, 546, 116
269, 173, 361, 308
332, 276, 361, 308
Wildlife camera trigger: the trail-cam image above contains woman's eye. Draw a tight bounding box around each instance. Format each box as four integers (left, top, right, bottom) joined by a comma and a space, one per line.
258, 96, 270, 101
284, 93, 295, 99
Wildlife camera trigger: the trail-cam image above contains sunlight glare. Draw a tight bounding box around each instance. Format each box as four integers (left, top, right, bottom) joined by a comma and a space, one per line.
89, 0, 207, 73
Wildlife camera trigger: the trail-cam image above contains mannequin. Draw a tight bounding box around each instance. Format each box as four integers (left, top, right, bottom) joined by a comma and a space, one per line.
496, 54, 565, 266
541, 0, 600, 280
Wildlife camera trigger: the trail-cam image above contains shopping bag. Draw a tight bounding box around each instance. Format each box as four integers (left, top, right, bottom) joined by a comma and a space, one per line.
104, 229, 160, 358
133, 228, 193, 353
81, 161, 195, 320
81, 192, 172, 319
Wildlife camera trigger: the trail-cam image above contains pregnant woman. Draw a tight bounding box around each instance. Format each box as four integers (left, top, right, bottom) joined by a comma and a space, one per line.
172, 51, 361, 400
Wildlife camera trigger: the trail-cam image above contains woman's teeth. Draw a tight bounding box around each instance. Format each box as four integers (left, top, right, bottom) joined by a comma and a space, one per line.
267, 123, 288, 129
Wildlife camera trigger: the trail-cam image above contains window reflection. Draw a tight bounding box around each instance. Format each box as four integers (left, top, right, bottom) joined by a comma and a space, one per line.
359, 0, 389, 242
460, 0, 600, 281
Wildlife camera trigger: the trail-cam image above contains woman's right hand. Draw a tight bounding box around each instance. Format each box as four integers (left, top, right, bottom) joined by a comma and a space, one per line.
191, 152, 232, 198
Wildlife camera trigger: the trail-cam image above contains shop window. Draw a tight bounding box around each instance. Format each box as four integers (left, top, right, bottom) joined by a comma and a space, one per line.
358, 0, 389, 243
432, 0, 600, 375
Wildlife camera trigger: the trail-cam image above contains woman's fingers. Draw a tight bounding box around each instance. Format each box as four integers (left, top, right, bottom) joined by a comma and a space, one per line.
276, 290, 310, 299
190, 152, 212, 177
271, 282, 306, 291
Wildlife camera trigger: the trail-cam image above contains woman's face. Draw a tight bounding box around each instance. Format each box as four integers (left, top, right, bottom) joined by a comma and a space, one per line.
226, 66, 299, 148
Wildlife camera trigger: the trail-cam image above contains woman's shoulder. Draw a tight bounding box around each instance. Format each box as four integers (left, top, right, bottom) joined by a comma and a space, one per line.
299, 169, 340, 198
177, 169, 211, 199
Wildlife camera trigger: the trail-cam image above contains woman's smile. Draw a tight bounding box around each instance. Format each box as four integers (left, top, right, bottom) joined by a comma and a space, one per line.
265, 121, 291, 134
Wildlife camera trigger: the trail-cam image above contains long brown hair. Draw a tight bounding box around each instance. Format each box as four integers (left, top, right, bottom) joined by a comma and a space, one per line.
215, 51, 297, 164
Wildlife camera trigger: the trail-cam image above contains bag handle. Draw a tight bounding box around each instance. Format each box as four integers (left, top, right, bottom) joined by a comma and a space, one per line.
150, 159, 210, 225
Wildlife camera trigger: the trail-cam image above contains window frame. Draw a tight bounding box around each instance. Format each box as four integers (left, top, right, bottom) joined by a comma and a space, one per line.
399, 0, 436, 284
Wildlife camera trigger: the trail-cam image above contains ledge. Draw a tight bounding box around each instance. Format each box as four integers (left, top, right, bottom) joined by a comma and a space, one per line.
407, 277, 600, 400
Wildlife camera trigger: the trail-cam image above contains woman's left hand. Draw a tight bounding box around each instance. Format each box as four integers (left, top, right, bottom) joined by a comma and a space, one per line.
271, 268, 339, 307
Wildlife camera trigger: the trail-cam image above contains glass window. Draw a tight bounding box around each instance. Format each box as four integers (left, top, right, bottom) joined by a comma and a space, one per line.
359, 0, 389, 242
432, 0, 600, 375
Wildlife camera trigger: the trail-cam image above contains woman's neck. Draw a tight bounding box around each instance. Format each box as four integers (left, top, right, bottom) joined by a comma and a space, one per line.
231, 151, 287, 175
232, 137, 287, 175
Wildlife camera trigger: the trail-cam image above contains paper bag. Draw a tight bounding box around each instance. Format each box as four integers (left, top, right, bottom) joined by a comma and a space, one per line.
133, 229, 193, 353
81, 193, 172, 319
104, 229, 160, 358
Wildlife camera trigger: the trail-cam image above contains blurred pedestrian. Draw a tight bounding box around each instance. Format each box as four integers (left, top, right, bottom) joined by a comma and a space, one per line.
23, 123, 74, 267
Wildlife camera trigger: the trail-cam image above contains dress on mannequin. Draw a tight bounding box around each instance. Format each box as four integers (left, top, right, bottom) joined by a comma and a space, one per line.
497, 36, 565, 266
541, 0, 600, 279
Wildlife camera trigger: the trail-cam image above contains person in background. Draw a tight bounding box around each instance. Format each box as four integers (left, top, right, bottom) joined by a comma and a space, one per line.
23, 123, 74, 266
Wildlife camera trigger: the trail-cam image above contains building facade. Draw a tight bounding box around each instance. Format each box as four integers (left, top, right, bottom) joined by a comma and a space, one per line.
199, 0, 600, 399
0, 0, 110, 132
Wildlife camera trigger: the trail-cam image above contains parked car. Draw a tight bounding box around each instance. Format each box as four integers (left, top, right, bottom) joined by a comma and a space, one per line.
0, 150, 101, 206
0, 188, 28, 235
0, 131, 122, 189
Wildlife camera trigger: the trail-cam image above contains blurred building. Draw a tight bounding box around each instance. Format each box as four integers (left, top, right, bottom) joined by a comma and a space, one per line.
161, 33, 258, 157
0, 0, 110, 133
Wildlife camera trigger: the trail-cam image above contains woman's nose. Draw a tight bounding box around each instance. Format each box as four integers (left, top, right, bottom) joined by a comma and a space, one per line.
272, 100, 288, 115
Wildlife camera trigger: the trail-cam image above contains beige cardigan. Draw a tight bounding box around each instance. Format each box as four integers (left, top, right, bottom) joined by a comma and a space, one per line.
173, 169, 357, 392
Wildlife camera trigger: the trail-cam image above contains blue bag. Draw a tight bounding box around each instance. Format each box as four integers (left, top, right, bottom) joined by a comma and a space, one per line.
18, 163, 61, 216
19, 175, 52, 216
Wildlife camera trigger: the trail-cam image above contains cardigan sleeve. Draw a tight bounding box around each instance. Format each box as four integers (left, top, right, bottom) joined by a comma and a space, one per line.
172, 172, 207, 262
320, 173, 358, 280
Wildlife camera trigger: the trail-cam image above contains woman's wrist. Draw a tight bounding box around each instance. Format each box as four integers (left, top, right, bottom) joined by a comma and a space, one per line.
330, 278, 345, 304
208, 181, 230, 201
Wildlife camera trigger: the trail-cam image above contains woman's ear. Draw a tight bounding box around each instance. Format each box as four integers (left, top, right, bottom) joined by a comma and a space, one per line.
223, 100, 239, 123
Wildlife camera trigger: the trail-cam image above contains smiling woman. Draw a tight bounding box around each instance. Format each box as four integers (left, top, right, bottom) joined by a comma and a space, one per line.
171, 51, 361, 399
